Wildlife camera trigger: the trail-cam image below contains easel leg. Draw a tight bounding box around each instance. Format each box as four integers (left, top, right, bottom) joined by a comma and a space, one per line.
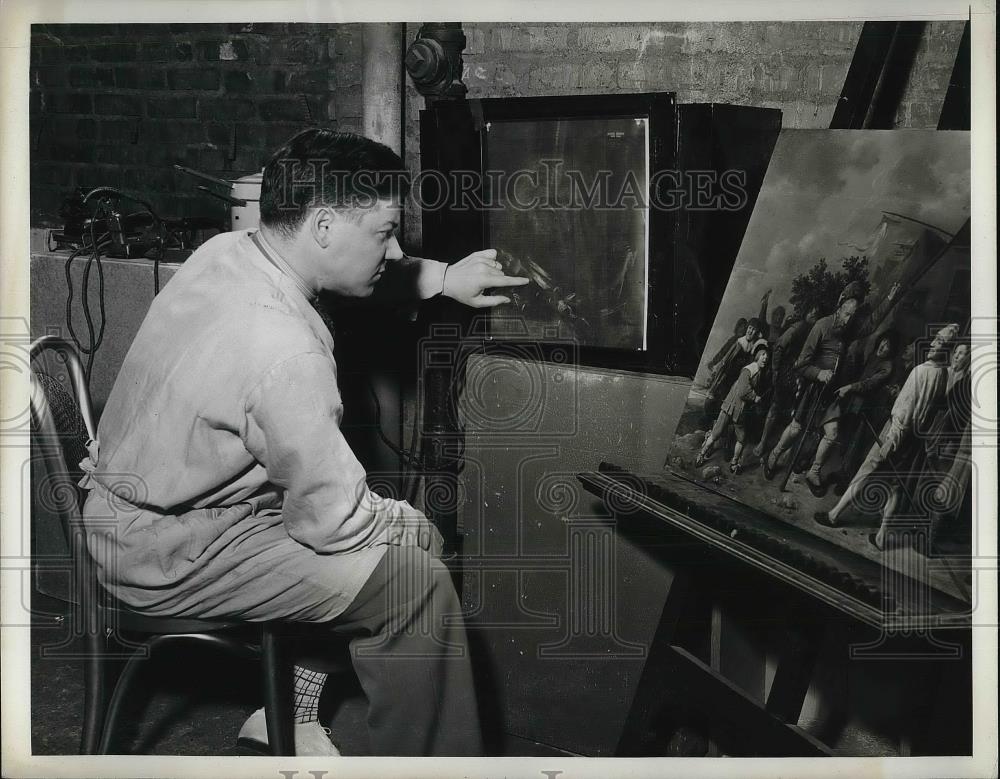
614, 569, 691, 756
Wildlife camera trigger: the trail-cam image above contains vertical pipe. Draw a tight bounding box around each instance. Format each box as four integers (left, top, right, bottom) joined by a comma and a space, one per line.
361, 23, 406, 488
362, 23, 404, 154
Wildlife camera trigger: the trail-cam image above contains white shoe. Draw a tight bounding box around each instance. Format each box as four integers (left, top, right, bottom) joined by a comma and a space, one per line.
237, 707, 342, 756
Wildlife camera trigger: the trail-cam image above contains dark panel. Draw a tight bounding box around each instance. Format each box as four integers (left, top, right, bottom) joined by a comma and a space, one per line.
832, 21, 927, 130
671, 104, 781, 374
938, 21, 971, 130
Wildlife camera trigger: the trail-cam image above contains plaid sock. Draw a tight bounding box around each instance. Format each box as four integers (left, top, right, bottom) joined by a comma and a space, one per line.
292, 665, 328, 724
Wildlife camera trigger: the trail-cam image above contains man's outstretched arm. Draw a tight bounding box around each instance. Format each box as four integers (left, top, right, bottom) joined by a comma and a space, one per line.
376, 249, 529, 306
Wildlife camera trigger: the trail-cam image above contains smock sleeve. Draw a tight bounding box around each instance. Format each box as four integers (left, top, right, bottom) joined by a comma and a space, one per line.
794, 321, 824, 381
242, 351, 442, 555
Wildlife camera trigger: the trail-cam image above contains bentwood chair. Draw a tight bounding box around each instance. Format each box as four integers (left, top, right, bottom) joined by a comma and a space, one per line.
28, 336, 296, 755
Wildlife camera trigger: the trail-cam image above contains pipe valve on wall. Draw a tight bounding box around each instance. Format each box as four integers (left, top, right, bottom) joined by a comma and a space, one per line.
405, 23, 468, 100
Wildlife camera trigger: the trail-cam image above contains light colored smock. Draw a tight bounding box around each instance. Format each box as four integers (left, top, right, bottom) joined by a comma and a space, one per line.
81, 230, 432, 622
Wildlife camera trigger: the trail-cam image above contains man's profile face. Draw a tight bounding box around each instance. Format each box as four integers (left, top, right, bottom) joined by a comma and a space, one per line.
833, 298, 859, 331
951, 343, 970, 372
317, 199, 403, 296
927, 328, 957, 362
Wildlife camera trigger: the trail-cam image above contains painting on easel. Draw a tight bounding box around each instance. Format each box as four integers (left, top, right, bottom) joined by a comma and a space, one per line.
665, 130, 972, 604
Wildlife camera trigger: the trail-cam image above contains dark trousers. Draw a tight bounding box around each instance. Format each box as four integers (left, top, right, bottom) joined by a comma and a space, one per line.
293, 545, 482, 756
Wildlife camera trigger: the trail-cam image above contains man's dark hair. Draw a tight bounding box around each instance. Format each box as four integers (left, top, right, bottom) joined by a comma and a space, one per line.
259, 128, 409, 235
877, 328, 899, 358
837, 280, 866, 308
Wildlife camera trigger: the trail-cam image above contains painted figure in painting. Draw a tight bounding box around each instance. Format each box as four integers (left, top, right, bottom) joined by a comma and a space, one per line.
816, 323, 959, 549
696, 342, 771, 474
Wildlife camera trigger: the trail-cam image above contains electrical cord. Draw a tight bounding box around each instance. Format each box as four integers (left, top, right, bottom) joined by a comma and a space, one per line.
365, 377, 425, 471
363, 339, 484, 505
64, 232, 110, 388
81, 186, 171, 297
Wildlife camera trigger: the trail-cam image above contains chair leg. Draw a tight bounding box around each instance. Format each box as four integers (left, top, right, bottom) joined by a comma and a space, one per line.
79, 628, 109, 754
262, 624, 295, 756
97, 641, 153, 754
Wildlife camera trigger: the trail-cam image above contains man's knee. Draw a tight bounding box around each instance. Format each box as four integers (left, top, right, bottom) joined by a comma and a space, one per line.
787, 421, 802, 437
381, 545, 460, 614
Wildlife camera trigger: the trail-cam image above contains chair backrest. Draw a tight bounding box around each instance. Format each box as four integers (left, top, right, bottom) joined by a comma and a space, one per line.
29, 337, 98, 604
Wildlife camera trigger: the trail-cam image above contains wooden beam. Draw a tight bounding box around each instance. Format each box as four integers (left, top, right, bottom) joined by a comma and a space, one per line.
938, 21, 971, 130
832, 21, 927, 129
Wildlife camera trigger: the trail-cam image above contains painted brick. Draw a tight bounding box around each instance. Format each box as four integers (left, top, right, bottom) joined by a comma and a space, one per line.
464, 26, 487, 56
569, 61, 618, 91
204, 122, 235, 148
224, 71, 255, 93
332, 61, 361, 88
576, 25, 648, 52
144, 144, 188, 167
465, 62, 496, 92
489, 63, 529, 98
37, 44, 89, 64
337, 117, 362, 134
99, 119, 139, 143
283, 67, 333, 93
66, 24, 121, 38
96, 146, 147, 165
271, 37, 324, 65
94, 94, 142, 116
76, 117, 98, 140
617, 61, 654, 90
143, 121, 205, 145
228, 148, 267, 173
123, 167, 176, 192
31, 67, 67, 88
329, 27, 361, 58
167, 68, 222, 91
114, 67, 166, 90
264, 122, 307, 148
197, 39, 249, 62
67, 66, 115, 88
235, 123, 271, 149
147, 96, 198, 118
39, 115, 98, 141
45, 92, 93, 114
328, 88, 362, 119
181, 146, 228, 172
240, 37, 272, 65
87, 42, 138, 62
46, 142, 96, 164
77, 166, 127, 189
199, 98, 256, 121
527, 63, 574, 93
137, 40, 194, 62
259, 97, 309, 121
32, 163, 73, 186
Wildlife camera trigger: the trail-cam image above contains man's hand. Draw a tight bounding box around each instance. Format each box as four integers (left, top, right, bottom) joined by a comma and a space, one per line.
442, 249, 529, 308
386, 501, 446, 557
835, 383, 854, 398
817, 369, 834, 384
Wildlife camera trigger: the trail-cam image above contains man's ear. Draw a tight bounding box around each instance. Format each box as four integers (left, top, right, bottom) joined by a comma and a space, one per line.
310, 207, 337, 249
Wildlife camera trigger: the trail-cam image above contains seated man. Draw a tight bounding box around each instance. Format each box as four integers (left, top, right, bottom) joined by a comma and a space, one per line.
79, 128, 528, 755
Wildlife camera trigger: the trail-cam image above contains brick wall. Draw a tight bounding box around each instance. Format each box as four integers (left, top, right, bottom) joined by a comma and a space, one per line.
31, 22, 964, 234
29, 22, 364, 227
